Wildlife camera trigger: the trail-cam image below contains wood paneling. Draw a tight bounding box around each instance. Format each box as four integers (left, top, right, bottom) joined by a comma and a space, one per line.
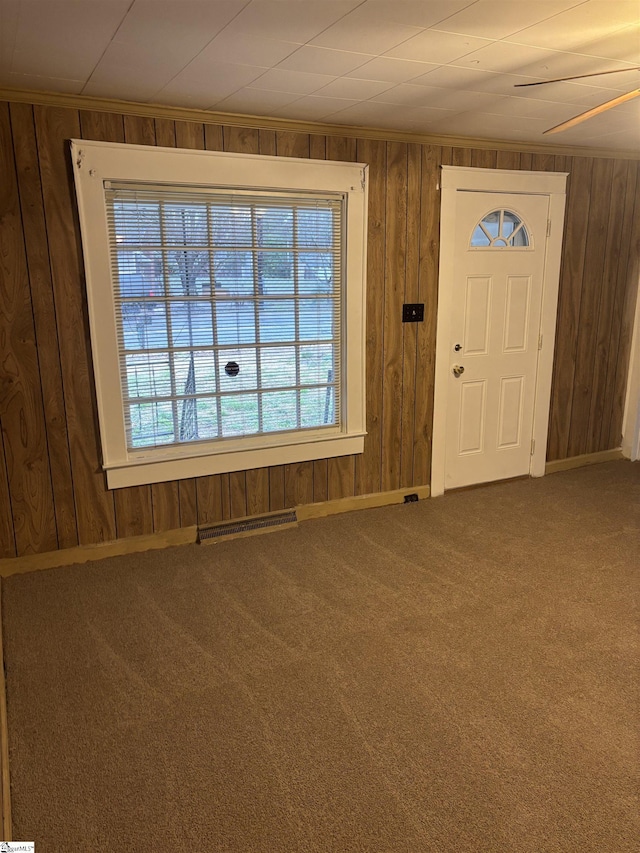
355, 138, 385, 497
205, 124, 223, 151
312, 459, 329, 504
586, 158, 631, 453
9, 102, 77, 549
154, 118, 176, 147
451, 148, 471, 167
0, 439, 15, 558
567, 158, 614, 458
554, 155, 570, 173
246, 468, 270, 517
400, 143, 421, 488
0, 104, 57, 555
276, 130, 309, 158
1, 97, 638, 556
35, 105, 118, 545
259, 130, 276, 156
607, 173, 640, 449
496, 150, 521, 170
178, 479, 198, 528
382, 141, 408, 492
175, 120, 205, 150
268, 466, 285, 510
224, 125, 259, 154
284, 461, 314, 507
123, 114, 156, 146
603, 162, 640, 449
547, 157, 593, 461
531, 153, 556, 172
230, 472, 248, 519
309, 135, 326, 159
149, 482, 180, 534
413, 143, 441, 487
0, 104, 58, 556
123, 114, 155, 146
472, 148, 498, 169
196, 476, 222, 526
220, 476, 232, 522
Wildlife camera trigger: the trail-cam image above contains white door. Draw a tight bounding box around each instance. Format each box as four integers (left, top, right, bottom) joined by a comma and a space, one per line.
444, 191, 550, 490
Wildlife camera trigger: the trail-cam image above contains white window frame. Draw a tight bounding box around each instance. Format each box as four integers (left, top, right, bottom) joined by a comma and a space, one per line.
71, 140, 368, 489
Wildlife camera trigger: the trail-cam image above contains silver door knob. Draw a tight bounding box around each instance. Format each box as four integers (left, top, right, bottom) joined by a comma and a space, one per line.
452, 364, 465, 377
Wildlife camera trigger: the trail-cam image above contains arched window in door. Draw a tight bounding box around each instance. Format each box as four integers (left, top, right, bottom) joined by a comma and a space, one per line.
471, 209, 530, 248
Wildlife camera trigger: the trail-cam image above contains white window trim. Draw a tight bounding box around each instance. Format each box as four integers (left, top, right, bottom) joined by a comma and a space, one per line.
71, 140, 368, 489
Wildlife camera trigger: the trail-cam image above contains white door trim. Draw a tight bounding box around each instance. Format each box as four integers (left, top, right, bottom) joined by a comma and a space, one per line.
621, 277, 640, 461
431, 166, 568, 497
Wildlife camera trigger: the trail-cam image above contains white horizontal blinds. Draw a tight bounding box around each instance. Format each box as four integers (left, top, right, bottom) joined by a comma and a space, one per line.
105, 183, 343, 450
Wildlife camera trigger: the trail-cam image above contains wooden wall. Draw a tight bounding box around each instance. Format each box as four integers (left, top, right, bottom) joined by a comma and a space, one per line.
1, 99, 638, 557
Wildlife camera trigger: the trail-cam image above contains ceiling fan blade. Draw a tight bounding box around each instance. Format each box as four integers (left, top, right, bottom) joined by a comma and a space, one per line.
514, 66, 640, 87
544, 89, 640, 134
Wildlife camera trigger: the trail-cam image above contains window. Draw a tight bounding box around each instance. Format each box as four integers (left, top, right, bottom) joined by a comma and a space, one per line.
471, 209, 529, 248
109, 187, 341, 448
71, 141, 368, 489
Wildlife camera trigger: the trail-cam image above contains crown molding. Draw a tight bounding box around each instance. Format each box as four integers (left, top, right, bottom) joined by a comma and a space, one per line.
1, 87, 639, 161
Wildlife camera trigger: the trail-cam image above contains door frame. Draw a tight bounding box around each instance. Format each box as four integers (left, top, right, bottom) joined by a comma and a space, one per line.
622, 276, 640, 461
431, 166, 568, 497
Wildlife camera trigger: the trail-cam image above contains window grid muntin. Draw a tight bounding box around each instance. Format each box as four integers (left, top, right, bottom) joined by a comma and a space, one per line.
206, 201, 224, 439
471, 208, 530, 249
250, 203, 265, 434
293, 205, 302, 430
107, 187, 342, 451
159, 200, 180, 442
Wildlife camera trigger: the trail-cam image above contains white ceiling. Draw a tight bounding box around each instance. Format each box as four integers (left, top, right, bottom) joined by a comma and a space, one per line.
1, 0, 639, 151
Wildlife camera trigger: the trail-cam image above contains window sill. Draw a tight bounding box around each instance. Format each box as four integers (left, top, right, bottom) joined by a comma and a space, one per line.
105, 432, 365, 489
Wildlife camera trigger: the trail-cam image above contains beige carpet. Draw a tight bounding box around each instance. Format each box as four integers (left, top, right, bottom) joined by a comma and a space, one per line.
2, 461, 639, 852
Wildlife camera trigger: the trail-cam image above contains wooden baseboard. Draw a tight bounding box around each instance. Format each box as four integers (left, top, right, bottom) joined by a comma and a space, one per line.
0, 580, 12, 841
195, 486, 432, 545
296, 485, 431, 521
195, 486, 433, 544
0, 527, 198, 578
0, 485, 432, 575
1, 455, 629, 574
545, 448, 624, 474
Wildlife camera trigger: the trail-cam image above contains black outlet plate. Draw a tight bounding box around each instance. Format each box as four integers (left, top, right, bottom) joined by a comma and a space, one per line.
402, 303, 424, 323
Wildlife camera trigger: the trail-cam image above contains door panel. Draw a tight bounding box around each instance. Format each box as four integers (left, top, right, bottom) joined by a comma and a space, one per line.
497, 376, 524, 448
445, 191, 549, 489
464, 276, 491, 354
459, 381, 486, 454
503, 276, 531, 352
